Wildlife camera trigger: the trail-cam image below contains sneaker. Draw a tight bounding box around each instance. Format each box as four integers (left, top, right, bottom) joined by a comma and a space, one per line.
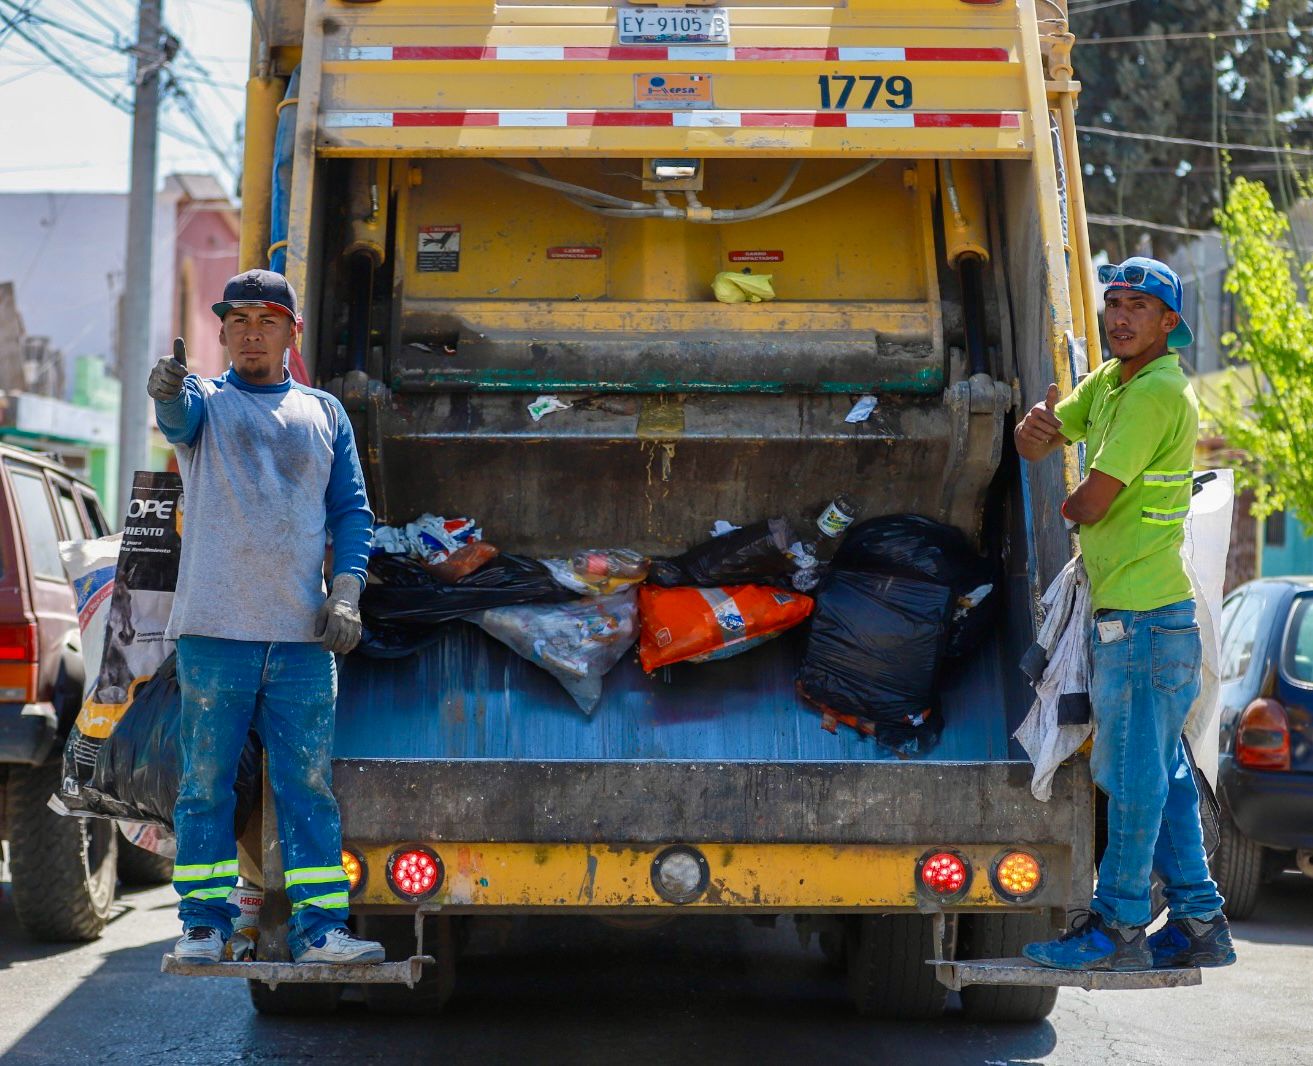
173, 926, 226, 963
1022, 910, 1152, 971
1148, 915, 1237, 969
293, 927, 386, 964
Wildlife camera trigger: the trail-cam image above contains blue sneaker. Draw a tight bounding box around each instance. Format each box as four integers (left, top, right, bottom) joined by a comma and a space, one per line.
1022, 910, 1151, 971
1147, 915, 1236, 969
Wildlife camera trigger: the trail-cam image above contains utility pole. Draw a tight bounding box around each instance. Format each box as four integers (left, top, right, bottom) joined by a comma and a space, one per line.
115, 0, 165, 520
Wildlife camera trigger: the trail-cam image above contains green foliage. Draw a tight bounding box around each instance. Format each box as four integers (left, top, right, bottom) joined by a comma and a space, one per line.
1205, 178, 1313, 523
1071, 1, 1313, 254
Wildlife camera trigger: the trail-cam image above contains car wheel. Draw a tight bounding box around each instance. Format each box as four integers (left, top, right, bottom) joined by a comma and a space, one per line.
7, 760, 118, 941
1211, 804, 1264, 920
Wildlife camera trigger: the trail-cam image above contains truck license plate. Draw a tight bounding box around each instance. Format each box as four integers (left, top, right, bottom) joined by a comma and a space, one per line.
617, 7, 730, 45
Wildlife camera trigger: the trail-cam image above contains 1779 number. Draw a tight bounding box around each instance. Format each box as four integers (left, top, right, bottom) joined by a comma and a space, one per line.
817, 74, 913, 110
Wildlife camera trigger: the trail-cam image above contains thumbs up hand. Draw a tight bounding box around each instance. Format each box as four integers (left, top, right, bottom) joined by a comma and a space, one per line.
1015, 382, 1065, 461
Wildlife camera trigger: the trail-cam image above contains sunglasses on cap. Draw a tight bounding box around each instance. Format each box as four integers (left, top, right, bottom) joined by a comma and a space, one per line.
1096, 262, 1177, 289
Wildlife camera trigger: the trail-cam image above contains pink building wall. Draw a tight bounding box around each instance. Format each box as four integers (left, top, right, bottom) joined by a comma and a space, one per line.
170, 176, 240, 380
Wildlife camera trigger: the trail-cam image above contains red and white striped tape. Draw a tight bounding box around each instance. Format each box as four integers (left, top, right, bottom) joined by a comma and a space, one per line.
327, 44, 1010, 63
324, 109, 1022, 129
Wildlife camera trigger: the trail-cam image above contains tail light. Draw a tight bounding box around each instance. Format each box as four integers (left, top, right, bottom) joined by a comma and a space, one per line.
386, 845, 443, 902
342, 848, 366, 896
917, 849, 971, 902
1236, 698, 1291, 770
990, 850, 1044, 902
0, 622, 38, 703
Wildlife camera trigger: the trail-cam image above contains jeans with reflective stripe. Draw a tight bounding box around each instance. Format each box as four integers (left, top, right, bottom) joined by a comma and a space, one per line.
1088, 599, 1226, 927
175, 636, 350, 955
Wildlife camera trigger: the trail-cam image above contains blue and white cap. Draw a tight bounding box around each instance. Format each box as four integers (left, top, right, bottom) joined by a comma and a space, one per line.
1099, 256, 1193, 348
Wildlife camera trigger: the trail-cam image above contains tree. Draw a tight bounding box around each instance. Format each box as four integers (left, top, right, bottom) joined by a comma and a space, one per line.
1204, 178, 1313, 526
1070, 0, 1313, 256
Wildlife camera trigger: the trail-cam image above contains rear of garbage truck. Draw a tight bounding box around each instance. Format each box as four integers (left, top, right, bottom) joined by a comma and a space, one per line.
181, 0, 1205, 1018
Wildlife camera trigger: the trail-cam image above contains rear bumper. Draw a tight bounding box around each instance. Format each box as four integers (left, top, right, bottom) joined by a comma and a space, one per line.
1220, 757, 1313, 851
332, 758, 1093, 912
0, 702, 58, 765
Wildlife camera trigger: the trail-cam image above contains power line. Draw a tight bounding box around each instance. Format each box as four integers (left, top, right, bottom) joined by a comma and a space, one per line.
1079, 25, 1313, 45
1087, 213, 1215, 238
1077, 125, 1313, 158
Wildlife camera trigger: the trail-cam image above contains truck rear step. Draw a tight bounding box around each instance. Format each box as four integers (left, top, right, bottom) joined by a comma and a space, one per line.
932, 956, 1202, 991
160, 955, 434, 988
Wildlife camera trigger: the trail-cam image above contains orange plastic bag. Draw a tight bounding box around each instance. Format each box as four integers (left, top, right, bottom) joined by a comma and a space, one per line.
638, 584, 813, 672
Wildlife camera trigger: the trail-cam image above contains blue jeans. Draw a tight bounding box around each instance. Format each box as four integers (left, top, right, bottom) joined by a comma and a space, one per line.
173, 637, 351, 957
1089, 599, 1226, 928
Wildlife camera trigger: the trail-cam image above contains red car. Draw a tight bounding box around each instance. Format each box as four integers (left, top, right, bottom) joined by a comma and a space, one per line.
0, 444, 169, 941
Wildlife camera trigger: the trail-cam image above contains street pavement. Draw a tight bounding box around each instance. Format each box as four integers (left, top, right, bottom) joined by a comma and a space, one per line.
1, 863, 1310, 1066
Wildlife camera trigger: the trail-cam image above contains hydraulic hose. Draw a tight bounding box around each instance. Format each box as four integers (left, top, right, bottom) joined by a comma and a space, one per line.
483, 159, 877, 223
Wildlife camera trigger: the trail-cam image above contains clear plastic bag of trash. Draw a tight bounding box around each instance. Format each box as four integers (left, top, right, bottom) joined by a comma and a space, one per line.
712, 271, 776, 304
473, 590, 639, 714
543, 549, 650, 596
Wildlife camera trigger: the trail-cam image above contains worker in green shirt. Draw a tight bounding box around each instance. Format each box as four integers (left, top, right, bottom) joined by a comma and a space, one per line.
1013, 257, 1233, 972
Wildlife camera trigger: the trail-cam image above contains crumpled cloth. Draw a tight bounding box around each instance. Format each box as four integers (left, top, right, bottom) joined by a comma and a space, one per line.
1014, 556, 1092, 801
1015, 554, 1222, 801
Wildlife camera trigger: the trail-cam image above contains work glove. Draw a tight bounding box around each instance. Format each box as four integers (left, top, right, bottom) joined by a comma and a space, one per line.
148, 337, 189, 401
315, 574, 363, 654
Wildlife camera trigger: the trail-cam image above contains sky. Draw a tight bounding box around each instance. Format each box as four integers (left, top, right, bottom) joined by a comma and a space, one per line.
0, 0, 251, 195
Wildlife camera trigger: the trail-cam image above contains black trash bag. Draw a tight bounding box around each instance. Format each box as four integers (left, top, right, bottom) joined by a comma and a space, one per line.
649, 518, 797, 587
358, 553, 573, 659
833, 514, 998, 661
60, 654, 262, 833
797, 570, 951, 754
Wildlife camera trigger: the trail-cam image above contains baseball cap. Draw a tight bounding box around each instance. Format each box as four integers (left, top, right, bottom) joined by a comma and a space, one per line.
212, 269, 300, 323
1097, 256, 1193, 348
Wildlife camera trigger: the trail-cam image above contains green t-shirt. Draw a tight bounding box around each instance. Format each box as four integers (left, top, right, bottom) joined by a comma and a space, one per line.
1054, 351, 1198, 612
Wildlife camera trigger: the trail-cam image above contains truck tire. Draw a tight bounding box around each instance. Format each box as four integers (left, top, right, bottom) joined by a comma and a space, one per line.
248, 980, 341, 1016
7, 760, 118, 942
956, 913, 1059, 1023
845, 914, 947, 1021
117, 838, 174, 886
1211, 805, 1264, 920
361, 914, 456, 1016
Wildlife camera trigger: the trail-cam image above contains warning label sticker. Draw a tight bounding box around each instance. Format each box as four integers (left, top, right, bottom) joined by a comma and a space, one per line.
728, 250, 783, 263
418, 225, 461, 272
635, 73, 713, 109
547, 246, 603, 260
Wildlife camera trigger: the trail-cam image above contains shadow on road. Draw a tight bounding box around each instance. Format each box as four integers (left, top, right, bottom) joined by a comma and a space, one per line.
0, 878, 162, 969
2, 911, 1062, 1066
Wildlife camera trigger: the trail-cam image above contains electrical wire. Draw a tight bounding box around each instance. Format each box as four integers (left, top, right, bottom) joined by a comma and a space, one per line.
1080, 25, 1313, 45
1086, 213, 1214, 237
1077, 125, 1313, 158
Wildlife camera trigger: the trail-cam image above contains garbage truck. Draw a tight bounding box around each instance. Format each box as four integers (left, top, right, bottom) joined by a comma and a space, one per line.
163, 0, 1204, 1017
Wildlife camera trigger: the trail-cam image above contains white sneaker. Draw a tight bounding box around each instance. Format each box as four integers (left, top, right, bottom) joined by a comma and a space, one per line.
174, 926, 226, 962
293, 927, 386, 964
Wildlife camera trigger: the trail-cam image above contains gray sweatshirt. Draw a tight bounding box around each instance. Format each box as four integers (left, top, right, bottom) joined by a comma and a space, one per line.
153, 368, 373, 643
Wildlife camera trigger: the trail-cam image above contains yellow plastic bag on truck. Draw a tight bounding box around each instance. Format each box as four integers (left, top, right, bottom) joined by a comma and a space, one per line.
712, 271, 776, 304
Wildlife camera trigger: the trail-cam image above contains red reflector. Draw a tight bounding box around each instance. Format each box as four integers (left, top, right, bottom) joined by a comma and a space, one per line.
386, 846, 443, 900
0, 623, 37, 662
920, 851, 969, 896
1236, 698, 1291, 771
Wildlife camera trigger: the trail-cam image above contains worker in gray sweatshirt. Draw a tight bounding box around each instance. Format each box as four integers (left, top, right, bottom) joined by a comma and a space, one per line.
149, 269, 384, 965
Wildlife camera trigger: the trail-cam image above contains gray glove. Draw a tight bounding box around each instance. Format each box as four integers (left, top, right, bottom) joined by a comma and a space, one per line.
315, 574, 363, 654
147, 355, 187, 402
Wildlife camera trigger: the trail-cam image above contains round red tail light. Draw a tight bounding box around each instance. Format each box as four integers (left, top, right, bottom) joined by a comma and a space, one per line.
917, 850, 971, 901
386, 846, 443, 901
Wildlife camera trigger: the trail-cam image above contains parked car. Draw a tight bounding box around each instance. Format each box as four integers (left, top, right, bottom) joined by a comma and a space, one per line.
1212, 577, 1313, 918
0, 444, 171, 942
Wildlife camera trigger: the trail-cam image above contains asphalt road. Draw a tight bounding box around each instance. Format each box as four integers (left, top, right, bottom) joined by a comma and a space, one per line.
2, 864, 1311, 1066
